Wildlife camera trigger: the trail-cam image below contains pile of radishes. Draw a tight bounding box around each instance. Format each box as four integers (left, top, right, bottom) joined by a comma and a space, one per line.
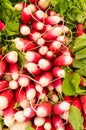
1, 0, 86, 130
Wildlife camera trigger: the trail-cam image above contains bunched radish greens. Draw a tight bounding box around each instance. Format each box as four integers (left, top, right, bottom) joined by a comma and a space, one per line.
0, 0, 86, 130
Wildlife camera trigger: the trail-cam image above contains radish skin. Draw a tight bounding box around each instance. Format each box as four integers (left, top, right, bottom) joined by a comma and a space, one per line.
0, 90, 14, 110
9, 63, 19, 80
52, 67, 65, 78
4, 100, 16, 127
53, 101, 70, 115
10, 121, 32, 130
5, 51, 18, 64
18, 75, 30, 88
20, 25, 30, 36
25, 51, 42, 63
36, 102, 52, 117
38, 0, 50, 10
38, 58, 52, 71
24, 106, 36, 118
52, 115, 65, 130
34, 116, 45, 127
0, 80, 9, 91
21, 7, 31, 24
39, 72, 53, 87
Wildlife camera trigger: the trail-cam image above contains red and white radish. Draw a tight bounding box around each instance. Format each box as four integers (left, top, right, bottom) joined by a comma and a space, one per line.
18, 75, 30, 88
4, 100, 16, 127
36, 102, 52, 117
53, 101, 70, 115
5, 51, 18, 64
25, 51, 42, 63
26, 62, 42, 75
38, 58, 52, 71
0, 90, 14, 110
9, 63, 19, 80
20, 25, 30, 35
52, 66, 65, 78
39, 72, 53, 87
0, 80, 9, 91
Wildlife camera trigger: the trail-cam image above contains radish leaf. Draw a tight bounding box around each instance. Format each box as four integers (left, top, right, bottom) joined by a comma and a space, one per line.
69, 105, 84, 130
26, 126, 34, 130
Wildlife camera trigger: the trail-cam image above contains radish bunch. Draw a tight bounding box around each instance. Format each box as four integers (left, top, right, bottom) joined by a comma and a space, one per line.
0, 0, 85, 130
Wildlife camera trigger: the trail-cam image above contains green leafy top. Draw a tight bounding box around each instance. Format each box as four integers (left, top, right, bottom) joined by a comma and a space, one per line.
69, 105, 84, 130
50, 0, 86, 31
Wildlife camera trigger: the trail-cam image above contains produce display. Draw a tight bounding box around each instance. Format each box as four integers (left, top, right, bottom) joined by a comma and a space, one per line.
0, 0, 86, 130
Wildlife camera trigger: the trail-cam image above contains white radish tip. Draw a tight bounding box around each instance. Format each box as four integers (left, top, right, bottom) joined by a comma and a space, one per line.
0, 96, 8, 110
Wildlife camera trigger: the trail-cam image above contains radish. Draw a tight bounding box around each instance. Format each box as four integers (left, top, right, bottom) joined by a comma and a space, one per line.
0, 20, 5, 30
18, 75, 30, 88
14, 2, 27, 11
44, 15, 63, 25
9, 80, 19, 90
50, 91, 59, 103
36, 102, 52, 117
25, 51, 42, 63
5, 51, 18, 64
32, 21, 44, 30
0, 90, 14, 110
39, 72, 53, 87
14, 110, 27, 123
47, 9, 56, 16
26, 4, 37, 13
63, 96, 72, 104
33, 125, 44, 130
53, 101, 70, 115
15, 88, 29, 109
0, 80, 9, 91
28, 30, 41, 41
72, 96, 82, 111
80, 95, 86, 114
60, 111, 69, 121
29, 0, 39, 4
38, 0, 50, 10
23, 106, 36, 118
14, 37, 36, 51
10, 121, 32, 130
38, 46, 48, 55
38, 58, 52, 71
45, 50, 54, 60
52, 66, 65, 78
34, 116, 46, 127
66, 122, 74, 130
44, 117, 52, 130
42, 24, 52, 33
33, 10, 45, 21
20, 24, 30, 35
26, 83, 36, 100
21, 7, 31, 24
43, 26, 63, 40
49, 41, 62, 52
47, 83, 54, 91
26, 62, 42, 75
36, 37, 45, 46
4, 100, 16, 127
0, 60, 7, 78
53, 53, 73, 66
76, 23, 85, 37
52, 115, 65, 130
35, 83, 43, 93
36, 88, 48, 101
54, 78, 62, 93
9, 63, 19, 80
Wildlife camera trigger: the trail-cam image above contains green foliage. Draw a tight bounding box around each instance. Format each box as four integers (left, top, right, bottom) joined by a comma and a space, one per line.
69, 105, 84, 130
62, 72, 86, 96
26, 126, 34, 130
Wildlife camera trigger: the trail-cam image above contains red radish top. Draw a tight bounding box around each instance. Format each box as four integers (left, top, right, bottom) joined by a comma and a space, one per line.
5, 51, 18, 64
